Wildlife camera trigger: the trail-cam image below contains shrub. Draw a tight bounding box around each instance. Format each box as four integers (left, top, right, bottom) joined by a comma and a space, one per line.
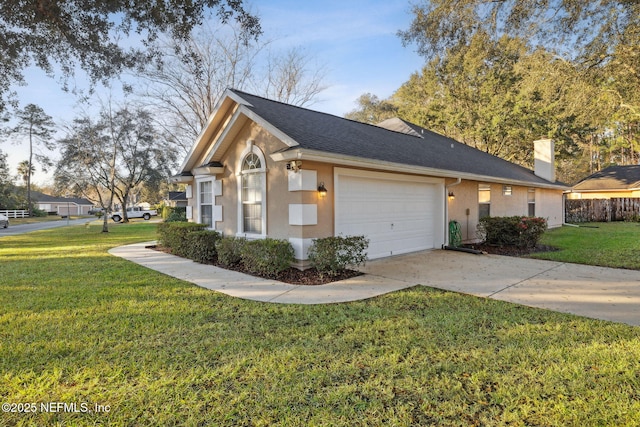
165, 207, 187, 222
517, 216, 548, 248
157, 222, 207, 257
215, 237, 247, 267
477, 216, 547, 248
240, 238, 295, 277
308, 235, 369, 277
184, 230, 220, 263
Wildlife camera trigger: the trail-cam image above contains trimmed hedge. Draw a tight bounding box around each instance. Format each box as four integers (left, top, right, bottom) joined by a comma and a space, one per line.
308, 235, 369, 277
477, 216, 548, 248
214, 236, 295, 276
240, 238, 295, 277
215, 237, 246, 267
184, 230, 220, 263
157, 222, 207, 257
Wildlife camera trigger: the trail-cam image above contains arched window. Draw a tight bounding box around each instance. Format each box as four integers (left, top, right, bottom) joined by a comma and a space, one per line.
238, 147, 266, 235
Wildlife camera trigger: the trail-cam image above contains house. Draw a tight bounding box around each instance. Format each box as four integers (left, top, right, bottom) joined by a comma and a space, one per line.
32, 192, 94, 216
165, 191, 188, 208
566, 165, 640, 199
173, 89, 568, 265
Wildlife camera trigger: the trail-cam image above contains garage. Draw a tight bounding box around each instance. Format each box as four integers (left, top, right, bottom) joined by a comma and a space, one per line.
334, 168, 445, 259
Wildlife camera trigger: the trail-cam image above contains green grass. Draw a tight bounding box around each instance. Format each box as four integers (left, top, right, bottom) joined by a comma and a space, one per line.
531, 222, 640, 269
1, 223, 640, 426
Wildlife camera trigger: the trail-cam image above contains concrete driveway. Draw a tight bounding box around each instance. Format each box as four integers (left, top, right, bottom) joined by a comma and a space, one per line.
360, 250, 640, 326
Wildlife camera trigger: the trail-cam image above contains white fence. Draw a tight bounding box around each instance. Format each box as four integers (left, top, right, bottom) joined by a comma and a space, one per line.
0, 210, 29, 218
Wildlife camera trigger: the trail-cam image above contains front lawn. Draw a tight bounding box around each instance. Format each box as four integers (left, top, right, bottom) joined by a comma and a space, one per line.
1, 223, 640, 425
530, 222, 640, 269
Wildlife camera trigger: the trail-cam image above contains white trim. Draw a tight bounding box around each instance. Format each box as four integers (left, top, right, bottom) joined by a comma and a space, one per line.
236, 142, 267, 237
272, 148, 569, 191
195, 177, 215, 229
289, 204, 318, 226
289, 237, 315, 261
288, 170, 317, 191
213, 205, 223, 222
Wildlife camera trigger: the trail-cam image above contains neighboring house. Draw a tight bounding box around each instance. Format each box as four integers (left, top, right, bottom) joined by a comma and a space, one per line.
173, 89, 568, 265
567, 165, 640, 199
166, 191, 188, 208
32, 192, 94, 216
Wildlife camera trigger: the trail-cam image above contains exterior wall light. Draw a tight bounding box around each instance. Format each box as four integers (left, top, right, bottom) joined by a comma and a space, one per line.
448, 191, 455, 200
318, 182, 328, 198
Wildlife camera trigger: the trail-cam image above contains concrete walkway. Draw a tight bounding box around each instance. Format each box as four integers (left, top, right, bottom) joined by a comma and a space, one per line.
108, 242, 415, 304
109, 242, 640, 326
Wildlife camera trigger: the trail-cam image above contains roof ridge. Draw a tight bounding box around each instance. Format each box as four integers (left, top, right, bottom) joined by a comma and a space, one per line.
228, 88, 426, 140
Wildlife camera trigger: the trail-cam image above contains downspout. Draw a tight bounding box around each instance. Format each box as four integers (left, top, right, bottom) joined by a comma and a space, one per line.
443, 178, 462, 247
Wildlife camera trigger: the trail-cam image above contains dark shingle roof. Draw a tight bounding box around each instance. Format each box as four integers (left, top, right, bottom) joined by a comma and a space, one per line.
573, 165, 640, 191
31, 191, 93, 205
231, 89, 561, 186
168, 191, 187, 201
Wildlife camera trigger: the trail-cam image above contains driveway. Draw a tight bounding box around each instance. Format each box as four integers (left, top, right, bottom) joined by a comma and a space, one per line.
360, 250, 640, 326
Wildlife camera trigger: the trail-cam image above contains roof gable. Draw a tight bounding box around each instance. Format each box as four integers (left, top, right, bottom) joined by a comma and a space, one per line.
573, 165, 640, 191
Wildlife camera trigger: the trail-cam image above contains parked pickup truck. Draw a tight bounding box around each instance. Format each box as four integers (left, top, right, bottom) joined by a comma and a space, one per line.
111, 206, 158, 222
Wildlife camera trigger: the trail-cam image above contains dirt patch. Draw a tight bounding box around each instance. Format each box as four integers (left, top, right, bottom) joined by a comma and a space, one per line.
147, 245, 362, 285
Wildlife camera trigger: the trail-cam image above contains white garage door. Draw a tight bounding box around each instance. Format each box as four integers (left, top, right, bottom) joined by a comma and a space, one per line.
335, 169, 444, 259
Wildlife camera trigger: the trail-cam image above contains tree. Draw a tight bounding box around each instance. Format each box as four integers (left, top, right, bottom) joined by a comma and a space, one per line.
138, 23, 328, 153
396, 0, 640, 182
17, 160, 36, 184
0, 150, 21, 209
344, 93, 398, 124
10, 104, 55, 216
262, 47, 328, 107
0, 0, 260, 112
56, 103, 175, 231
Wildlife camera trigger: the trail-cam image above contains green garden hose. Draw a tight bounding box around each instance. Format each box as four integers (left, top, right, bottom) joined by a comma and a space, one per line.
449, 220, 462, 248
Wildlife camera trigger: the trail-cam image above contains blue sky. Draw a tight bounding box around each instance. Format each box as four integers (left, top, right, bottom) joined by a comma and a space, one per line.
3, 0, 425, 185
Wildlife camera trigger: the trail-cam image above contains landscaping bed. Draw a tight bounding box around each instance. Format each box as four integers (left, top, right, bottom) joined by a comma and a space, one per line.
150, 244, 362, 285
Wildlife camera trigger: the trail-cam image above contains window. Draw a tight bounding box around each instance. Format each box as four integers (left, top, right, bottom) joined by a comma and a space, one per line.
503, 185, 512, 196
528, 188, 536, 216
239, 149, 266, 235
199, 180, 213, 227
479, 183, 491, 219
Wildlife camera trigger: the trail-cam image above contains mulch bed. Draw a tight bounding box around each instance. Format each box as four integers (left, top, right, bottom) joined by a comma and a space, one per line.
147, 245, 362, 286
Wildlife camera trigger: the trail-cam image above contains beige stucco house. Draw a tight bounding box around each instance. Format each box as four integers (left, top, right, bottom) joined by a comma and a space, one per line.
173, 89, 567, 265
566, 165, 640, 199
32, 191, 94, 216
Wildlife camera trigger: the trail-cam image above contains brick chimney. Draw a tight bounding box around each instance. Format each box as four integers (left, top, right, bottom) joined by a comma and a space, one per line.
534, 138, 555, 182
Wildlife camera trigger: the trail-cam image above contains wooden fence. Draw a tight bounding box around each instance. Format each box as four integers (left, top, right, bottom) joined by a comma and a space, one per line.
0, 210, 29, 218
565, 198, 640, 222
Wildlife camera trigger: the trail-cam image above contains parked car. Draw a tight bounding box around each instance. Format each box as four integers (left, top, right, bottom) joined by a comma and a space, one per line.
110, 206, 158, 222
0, 213, 8, 228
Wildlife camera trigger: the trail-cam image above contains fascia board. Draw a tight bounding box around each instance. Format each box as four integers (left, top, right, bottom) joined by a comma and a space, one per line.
271, 149, 570, 190
178, 93, 238, 172
201, 105, 301, 165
